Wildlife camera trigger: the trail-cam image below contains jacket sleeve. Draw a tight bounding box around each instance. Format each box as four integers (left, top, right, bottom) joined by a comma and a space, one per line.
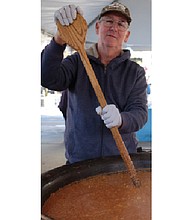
119, 65, 148, 133
41, 38, 77, 91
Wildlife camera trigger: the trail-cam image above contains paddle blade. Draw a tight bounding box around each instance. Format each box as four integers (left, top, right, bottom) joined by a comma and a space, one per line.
56, 14, 88, 51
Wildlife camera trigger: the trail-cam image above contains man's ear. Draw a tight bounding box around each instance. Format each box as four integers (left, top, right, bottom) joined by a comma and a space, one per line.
95, 21, 100, 35
124, 31, 130, 43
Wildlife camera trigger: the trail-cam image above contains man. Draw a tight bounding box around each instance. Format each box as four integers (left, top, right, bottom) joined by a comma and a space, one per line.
41, 2, 148, 164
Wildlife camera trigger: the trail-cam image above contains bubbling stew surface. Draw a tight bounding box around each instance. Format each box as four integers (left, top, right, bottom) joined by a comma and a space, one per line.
42, 170, 151, 220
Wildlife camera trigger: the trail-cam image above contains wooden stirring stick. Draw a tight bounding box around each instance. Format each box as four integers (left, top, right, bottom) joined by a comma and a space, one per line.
56, 14, 140, 187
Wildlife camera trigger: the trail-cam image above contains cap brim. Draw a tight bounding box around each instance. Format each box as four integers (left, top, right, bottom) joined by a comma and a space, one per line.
100, 9, 129, 21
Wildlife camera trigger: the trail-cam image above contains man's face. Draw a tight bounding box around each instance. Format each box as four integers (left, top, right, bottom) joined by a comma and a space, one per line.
96, 12, 130, 48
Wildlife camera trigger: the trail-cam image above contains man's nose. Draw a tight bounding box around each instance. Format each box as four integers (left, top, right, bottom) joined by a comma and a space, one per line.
109, 21, 119, 31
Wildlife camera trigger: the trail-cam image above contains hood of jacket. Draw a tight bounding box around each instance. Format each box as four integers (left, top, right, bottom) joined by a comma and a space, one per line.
85, 43, 131, 62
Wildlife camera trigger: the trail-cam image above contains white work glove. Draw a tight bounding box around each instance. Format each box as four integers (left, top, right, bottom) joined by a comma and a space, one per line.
54, 5, 83, 26
96, 104, 122, 129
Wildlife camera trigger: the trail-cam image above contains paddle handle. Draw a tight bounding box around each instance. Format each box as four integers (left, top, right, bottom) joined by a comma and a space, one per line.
79, 49, 140, 187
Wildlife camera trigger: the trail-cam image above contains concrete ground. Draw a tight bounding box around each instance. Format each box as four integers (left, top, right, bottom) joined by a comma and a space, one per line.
41, 105, 66, 173
41, 105, 151, 173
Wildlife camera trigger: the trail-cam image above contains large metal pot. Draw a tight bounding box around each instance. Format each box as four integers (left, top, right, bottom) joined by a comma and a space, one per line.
41, 152, 151, 219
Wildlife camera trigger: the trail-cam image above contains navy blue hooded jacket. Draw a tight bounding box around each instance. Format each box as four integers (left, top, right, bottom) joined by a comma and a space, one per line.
41, 39, 148, 163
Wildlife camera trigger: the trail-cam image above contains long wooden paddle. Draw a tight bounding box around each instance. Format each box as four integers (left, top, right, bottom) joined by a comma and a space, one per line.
56, 14, 140, 187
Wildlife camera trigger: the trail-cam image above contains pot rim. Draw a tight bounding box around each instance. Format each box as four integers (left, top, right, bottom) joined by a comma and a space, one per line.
41, 153, 151, 206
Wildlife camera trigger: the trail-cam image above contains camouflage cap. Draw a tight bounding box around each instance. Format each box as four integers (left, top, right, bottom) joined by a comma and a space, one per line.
99, 2, 132, 25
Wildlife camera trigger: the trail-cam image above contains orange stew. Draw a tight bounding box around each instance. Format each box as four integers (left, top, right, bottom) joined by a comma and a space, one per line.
42, 171, 151, 220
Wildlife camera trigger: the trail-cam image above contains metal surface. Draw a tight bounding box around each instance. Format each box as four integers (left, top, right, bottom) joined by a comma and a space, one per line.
41, 214, 54, 220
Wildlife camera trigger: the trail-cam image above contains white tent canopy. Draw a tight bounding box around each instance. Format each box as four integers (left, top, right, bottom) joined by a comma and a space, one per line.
41, 0, 151, 51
